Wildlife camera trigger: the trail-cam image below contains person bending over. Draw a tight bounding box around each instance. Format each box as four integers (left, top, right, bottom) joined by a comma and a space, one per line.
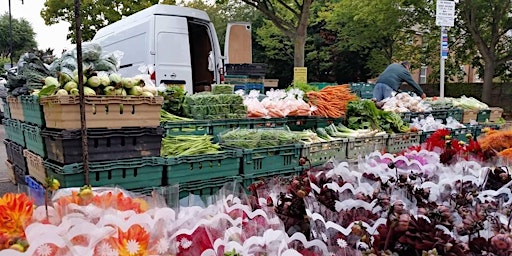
373, 61, 426, 101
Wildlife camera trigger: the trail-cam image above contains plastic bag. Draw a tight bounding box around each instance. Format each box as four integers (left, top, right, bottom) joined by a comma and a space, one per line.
80, 42, 103, 61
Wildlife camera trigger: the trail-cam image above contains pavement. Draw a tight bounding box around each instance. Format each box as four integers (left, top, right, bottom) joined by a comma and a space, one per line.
0, 124, 22, 196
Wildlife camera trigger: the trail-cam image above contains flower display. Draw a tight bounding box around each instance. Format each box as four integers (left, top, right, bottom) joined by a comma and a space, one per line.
2, 128, 512, 256
0, 193, 33, 250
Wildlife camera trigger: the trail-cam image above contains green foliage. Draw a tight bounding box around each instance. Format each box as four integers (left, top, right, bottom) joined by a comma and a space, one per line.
0, 56, 10, 74
41, 0, 169, 42
0, 14, 37, 62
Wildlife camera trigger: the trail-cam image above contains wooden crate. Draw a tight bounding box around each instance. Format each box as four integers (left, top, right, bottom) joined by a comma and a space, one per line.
264, 79, 279, 88
40, 96, 163, 129
7, 96, 24, 121
4, 160, 16, 184
489, 107, 503, 122
463, 109, 490, 123
23, 149, 47, 184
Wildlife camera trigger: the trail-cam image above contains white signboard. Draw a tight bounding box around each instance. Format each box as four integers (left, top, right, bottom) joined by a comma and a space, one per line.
436, 0, 455, 27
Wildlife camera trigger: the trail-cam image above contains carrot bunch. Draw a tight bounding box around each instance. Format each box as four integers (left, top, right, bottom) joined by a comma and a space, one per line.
306, 85, 358, 118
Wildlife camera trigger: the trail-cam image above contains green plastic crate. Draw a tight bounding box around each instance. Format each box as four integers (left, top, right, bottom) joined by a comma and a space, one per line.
429, 110, 449, 123
178, 176, 242, 199
161, 120, 211, 136
249, 118, 288, 129
44, 157, 164, 189
349, 82, 364, 95
346, 135, 388, 159
477, 109, 491, 122
242, 166, 303, 188
400, 112, 420, 123
2, 99, 11, 119
3, 118, 25, 147
164, 150, 241, 185
359, 88, 374, 99
20, 95, 45, 126
386, 132, 421, 153
446, 108, 464, 123
310, 82, 338, 90
22, 123, 46, 157
450, 127, 472, 143
472, 124, 501, 138
316, 117, 345, 128
300, 139, 348, 166
287, 116, 318, 131
228, 144, 302, 176
210, 119, 253, 141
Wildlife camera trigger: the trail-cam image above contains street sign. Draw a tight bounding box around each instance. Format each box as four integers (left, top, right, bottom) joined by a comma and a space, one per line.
436, 0, 455, 27
441, 30, 449, 59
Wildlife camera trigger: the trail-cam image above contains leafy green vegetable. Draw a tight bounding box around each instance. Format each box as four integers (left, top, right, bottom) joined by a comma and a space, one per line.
220, 129, 301, 148
347, 100, 410, 133
160, 109, 193, 122
38, 85, 58, 97
161, 135, 221, 157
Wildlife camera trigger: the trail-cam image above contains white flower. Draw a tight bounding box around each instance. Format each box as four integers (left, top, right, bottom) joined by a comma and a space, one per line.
157, 238, 170, 254
321, 233, 328, 242
126, 239, 140, 254
337, 238, 348, 248
97, 242, 117, 256
36, 244, 53, 256
180, 238, 192, 249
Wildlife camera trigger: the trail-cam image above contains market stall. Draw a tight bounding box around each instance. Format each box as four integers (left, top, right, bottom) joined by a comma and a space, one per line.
1, 45, 511, 255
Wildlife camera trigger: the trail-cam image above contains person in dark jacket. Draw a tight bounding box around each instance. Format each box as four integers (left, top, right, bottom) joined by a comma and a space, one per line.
373, 61, 426, 101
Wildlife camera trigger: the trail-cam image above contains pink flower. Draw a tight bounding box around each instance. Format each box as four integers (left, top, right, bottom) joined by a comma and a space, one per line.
491, 234, 512, 251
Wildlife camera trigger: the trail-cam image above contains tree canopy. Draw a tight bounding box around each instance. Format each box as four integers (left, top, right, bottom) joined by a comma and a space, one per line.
451, 0, 512, 103
0, 13, 37, 63
41, 0, 176, 42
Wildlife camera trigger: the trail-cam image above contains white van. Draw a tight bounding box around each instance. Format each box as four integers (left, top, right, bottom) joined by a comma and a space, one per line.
92, 4, 224, 94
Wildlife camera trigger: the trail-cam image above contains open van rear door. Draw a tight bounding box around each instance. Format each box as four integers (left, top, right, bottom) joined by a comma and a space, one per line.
154, 15, 193, 93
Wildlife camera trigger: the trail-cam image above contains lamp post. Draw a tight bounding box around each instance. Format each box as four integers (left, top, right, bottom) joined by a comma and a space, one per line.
7, 0, 23, 68
8, 0, 13, 67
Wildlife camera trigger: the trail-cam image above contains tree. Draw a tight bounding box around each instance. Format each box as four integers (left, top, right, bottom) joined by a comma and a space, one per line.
217, 0, 314, 67
320, 0, 423, 77
41, 0, 176, 43
0, 13, 37, 63
451, 0, 512, 103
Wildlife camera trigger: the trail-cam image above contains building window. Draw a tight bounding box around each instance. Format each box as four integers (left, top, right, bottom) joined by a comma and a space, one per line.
420, 66, 427, 84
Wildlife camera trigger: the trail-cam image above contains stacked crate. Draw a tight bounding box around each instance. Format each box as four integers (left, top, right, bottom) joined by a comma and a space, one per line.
3, 96, 28, 185
21, 95, 166, 190
225, 63, 267, 94
160, 120, 242, 199
349, 82, 375, 99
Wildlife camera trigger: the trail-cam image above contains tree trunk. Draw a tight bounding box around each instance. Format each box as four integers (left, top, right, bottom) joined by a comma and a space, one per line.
294, 35, 306, 67
293, 0, 312, 67
481, 63, 495, 104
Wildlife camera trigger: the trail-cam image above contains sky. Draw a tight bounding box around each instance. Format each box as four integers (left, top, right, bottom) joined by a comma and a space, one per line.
0, 0, 73, 57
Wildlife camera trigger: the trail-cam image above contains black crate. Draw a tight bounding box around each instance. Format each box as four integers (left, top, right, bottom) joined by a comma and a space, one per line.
225, 63, 267, 76
14, 165, 27, 185
42, 127, 164, 164
4, 139, 28, 174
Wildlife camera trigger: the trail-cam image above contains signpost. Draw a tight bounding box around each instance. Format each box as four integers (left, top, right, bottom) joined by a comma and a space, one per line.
436, 0, 455, 98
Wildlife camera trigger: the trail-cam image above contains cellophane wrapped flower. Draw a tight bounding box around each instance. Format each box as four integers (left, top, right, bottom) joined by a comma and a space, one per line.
0, 193, 33, 250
